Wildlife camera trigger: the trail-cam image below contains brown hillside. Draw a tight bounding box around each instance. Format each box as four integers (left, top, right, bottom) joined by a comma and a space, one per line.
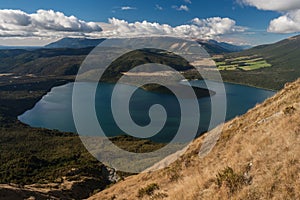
89, 78, 300, 200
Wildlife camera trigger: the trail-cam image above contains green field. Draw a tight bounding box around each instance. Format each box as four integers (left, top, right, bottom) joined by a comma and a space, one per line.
215, 56, 272, 71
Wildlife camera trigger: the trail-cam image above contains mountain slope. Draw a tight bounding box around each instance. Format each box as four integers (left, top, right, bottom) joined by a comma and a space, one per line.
220, 34, 300, 90
89, 78, 300, 200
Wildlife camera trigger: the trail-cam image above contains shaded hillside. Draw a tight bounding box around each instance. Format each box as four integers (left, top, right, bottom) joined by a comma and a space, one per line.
0, 47, 195, 78
220, 35, 300, 90
0, 44, 208, 78
90, 78, 300, 200
100, 48, 195, 82
0, 48, 93, 76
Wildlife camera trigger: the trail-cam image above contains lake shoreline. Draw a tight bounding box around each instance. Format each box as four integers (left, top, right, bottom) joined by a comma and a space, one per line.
18, 79, 275, 143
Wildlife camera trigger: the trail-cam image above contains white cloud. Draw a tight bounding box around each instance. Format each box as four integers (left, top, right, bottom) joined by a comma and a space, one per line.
99, 17, 244, 39
0, 9, 102, 38
155, 4, 163, 10
30, 10, 101, 32
0, 9, 245, 44
268, 10, 300, 33
184, 0, 192, 4
121, 6, 136, 10
239, 0, 300, 34
0, 9, 30, 26
172, 5, 189, 11
191, 17, 244, 35
239, 0, 300, 11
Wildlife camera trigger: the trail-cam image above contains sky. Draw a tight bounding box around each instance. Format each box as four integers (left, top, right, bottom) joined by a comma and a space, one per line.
0, 0, 299, 46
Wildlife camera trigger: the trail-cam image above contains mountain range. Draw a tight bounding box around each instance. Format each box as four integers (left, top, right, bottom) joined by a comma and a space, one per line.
0, 35, 299, 91
44, 37, 249, 54
196, 39, 250, 54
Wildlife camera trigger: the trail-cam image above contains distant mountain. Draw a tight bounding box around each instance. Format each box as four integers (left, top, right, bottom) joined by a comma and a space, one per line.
197, 39, 249, 54
1, 35, 299, 91
220, 34, 300, 90
210, 40, 251, 52
45, 37, 247, 54
44, 37, 106, 49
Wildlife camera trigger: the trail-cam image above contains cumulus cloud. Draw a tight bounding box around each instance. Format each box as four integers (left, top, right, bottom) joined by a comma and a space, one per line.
100, 17, 244, 39
239, 0, 300, 33
30, 10, 101, 32
268, 10, 300, 33
0, 9, 30, 27
0, 9, 102, 38
0, 9, 244, 42
184, 0, 192, 4
172, 5, 189, 11
239, 0, 300, 11
191, 17, 244, 35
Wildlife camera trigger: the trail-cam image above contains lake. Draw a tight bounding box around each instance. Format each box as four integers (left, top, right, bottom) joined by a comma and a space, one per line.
18, 80, 275, 143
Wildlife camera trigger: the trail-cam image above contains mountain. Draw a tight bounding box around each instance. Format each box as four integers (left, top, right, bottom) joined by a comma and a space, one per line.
0, 40, 238, 79
44, 37, 106, 48
45, 37, 246, 54
220, 34, 300, 90
212, 40, 251, 52
89, 78, 300, 200
197, 39, 249, 54
0, 35, 299, 91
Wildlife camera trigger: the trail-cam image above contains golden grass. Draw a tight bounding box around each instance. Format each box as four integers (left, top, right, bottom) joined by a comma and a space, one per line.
89, 78, 300, 200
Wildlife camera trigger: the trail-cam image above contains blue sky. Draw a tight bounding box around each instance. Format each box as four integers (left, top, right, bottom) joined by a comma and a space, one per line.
0, 0, 299, 46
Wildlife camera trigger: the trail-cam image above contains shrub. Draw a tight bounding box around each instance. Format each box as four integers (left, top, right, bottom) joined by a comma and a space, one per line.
137, 183, 160, 198
216, 167, 246, 194
283, 106, 296, 115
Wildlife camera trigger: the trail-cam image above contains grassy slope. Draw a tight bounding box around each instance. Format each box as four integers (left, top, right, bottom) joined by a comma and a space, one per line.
90, 78, 300, 200
220, 35, 300, 90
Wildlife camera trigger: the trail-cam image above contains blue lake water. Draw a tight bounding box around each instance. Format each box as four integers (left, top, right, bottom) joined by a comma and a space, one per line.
18, 80, 275, 143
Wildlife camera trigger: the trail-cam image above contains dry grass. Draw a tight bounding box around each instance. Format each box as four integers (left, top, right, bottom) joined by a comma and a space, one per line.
89, 78, 300, 200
